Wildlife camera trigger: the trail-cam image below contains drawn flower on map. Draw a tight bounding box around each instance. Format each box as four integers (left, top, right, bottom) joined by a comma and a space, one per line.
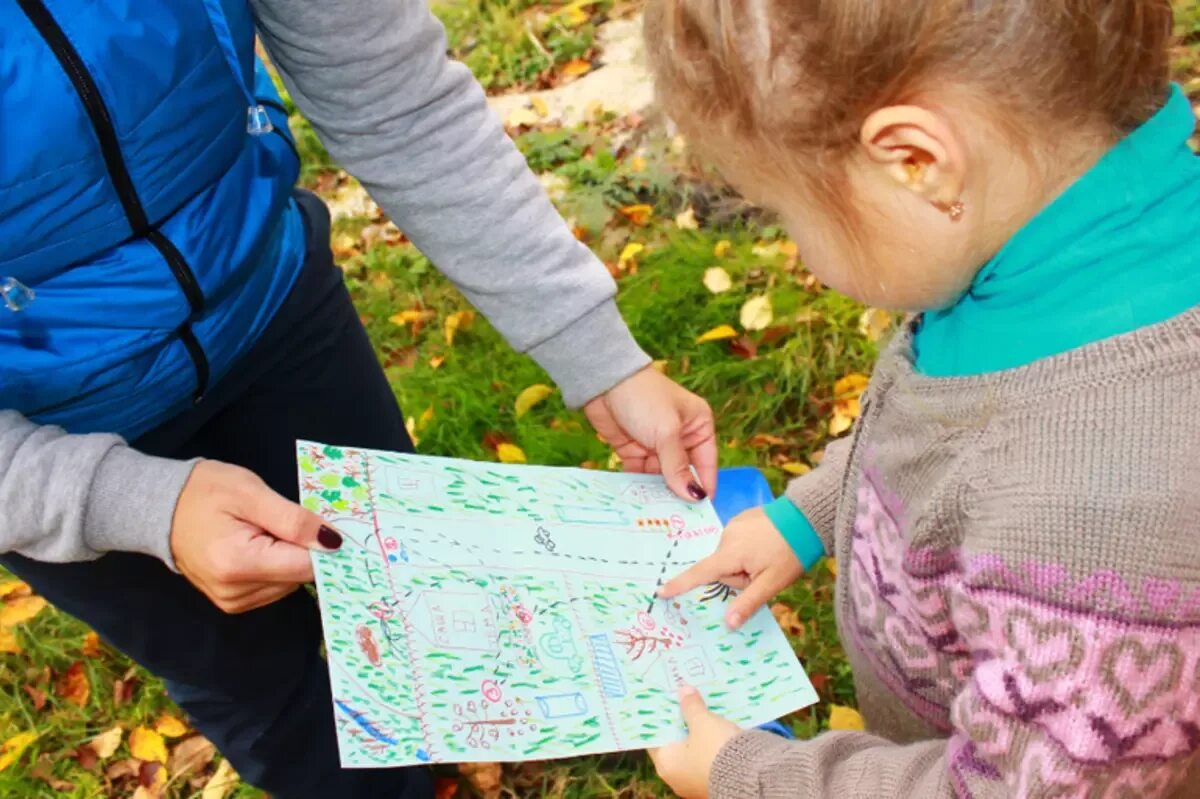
452, 698, 537, 749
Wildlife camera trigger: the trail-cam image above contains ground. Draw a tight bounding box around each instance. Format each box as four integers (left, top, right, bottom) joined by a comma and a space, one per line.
1, 2, 1198, 797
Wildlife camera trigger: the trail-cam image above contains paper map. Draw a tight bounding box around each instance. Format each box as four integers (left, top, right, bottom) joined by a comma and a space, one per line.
297, 440, 817, 767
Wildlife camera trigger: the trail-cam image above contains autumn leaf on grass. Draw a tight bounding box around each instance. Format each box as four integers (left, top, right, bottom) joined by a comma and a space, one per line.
154, 715, 189, 739
444, 310, 475, 346
561, 58, 592, 79
828, 705, 865, 731
781, 462, 811, 476
136, 760, 167, 795
129, 727, 167, 765
530, 96, 550, 117
697, 324, 738, 344
0, 580, 32, 599
739, 295, 773, 331
770, 603, 806, 640
388, 308, 436, 328
515, 384, 555, 418
674, 206, 699, 230
90, 727, 124, 760
0, 628, 21, 654
713, 240, 732, 258
830, 373, 870, 436
169, 736, 215, 779
703, 267, 732, 294
459, 762, 503, 799
858, 308, 892, 342
56, 661, 90, 707
82, 630, 102, 657
202, 758, 240, 799
616, 242, 644, 272
22, 684, 47, 711
0, 731, 38, 772
505, 107, 540, 128
0, 595, 47, 627
496, 443, 527, 464
617, 204, 653, 226
827, 557, 838, 577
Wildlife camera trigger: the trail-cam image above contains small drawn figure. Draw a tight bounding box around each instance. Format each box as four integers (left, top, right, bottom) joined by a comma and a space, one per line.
538, 615, 584, 673
452, 698, 536, 749
356, 624, 382, 666
614, 622, 684, 661
480, 679, 503, 703
533, 526, 557, 554
701, 582, 738, 603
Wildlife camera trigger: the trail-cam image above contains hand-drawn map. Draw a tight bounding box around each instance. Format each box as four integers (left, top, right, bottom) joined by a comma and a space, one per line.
297, 441, 817, 767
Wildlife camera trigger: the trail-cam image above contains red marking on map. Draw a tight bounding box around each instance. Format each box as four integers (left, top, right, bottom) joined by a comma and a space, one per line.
481, 679, 503, 703
357, 625, 382, 666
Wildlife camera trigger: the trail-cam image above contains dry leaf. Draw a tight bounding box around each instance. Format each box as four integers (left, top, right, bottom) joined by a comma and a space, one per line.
505, 107, 539, 128
530, 96, 550, 117
827, 558, 838, 577
169, 736, 215, 778
0, 628, 21, 654
781, 462, 811, 476
702, 267, 732, 294
629, 155, 647, 173
617, 204, 653, 226
829, 404, 857, 436
138, 761, 167, 791
90, 726, 124, 760
417, 405, 435, 432
434, 776, 461, 799
858, 308, 892, 342
651, 360, 668, 374
388, 309, 436, 328
834, 373, 870, 399
779, 240, 799, 258
828, 705, 865, 731
105, 758, 140, 781
739, 295, 774, 331
749, 434, 786, 448
0, 581, 32, 599
458, 762, 503, 799
0, 731, 37, 772
674, 206, 699, 230
82, 631, 102, 658
496, 443, 527, 464
30, 753, 74, 791
729, 335, 757, 360
132, 787, 160, 799
514, 384, 555, 418
56, 662, 90, 707
561, 58, 592, 78
129, 727, 167, 765
202, 758, 239, 799
0, 595, 47, 628
154, 715, 189, 739
713, 240, 732, 258
770, 602, 806, 639
22, 684, 47, 711
444, 309, 475, 346
696, 324, 738, 344
617, 242, 644, 271
428, 355, 445, 370
752, 241, 783, 258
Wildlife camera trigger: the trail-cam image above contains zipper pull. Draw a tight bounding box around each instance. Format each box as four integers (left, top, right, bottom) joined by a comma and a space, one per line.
1, 277, 34, 312
246, 104, 274, 136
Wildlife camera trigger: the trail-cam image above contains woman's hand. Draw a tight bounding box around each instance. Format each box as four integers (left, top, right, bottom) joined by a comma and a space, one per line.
584, 367, 717, 501
649, 685, 740, 799
657, 508, 801, 629
171, 460, 343, 613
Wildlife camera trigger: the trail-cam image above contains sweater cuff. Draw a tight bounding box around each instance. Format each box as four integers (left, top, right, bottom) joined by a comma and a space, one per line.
83, 447, 200, 571
711, 729, 796, 799
525, 299, 651, 408
763, 496, 826, 571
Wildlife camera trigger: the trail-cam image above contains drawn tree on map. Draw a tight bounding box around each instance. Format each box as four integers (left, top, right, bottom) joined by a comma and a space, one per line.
452, 698, 537, 749
614, 612, 685, 661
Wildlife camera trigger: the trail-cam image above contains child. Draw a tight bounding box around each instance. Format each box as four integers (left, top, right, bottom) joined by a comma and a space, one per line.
643, 1, 1200, 797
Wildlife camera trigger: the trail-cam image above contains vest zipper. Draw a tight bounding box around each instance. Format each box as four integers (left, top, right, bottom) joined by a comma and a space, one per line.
18, 0, 210, 401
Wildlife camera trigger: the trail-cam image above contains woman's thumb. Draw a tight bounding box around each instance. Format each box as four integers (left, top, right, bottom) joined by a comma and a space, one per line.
240, 482, 343, 552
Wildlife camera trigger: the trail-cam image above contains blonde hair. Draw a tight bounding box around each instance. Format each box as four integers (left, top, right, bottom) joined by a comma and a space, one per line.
645, 0, 1174, 187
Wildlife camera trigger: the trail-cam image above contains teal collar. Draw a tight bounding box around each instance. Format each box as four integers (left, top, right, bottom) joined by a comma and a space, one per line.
914, 85, 1200, 377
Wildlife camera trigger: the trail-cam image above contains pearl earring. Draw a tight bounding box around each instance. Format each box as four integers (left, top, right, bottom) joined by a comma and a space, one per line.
947, 200, 965, 222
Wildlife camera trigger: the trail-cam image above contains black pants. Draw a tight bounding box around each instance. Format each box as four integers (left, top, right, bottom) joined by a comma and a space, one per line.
1, 191, 429, 799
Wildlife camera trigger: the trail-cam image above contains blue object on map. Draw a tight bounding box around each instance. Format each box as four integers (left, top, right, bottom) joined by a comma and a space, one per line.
712, 466, 774, 526
757, 719, 797, 739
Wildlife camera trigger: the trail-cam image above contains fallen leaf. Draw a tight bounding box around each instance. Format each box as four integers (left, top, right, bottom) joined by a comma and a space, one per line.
458, 762, 503, 799
629, 155, 647, 173
31, 753, 74, 791
140, 760, 167, 788
417, 405, 435, 432
560, 58, 592, 78
169, 736, 215, 778
781, 462, 811, 476
702, 267, 732, 294
330, 232, 360, 259
696, 324, 738, 344
770, 602, 806, 639
482, 431, 512, 452
132, 787, 160, 799
729, 336, 758, 360
827, 558, 838, 577
55, 662, 90, 708
835, 373, 870, 399
428, 355, 445, 369
112, 675, 137, 709
713, 240, 732, 258
752, 241, 783, 258
22, 684, 47, 710
0, 731, 37, 772
496, 443, 527, 464
780, 240, 799, 258
0, 628, 21, 654
530, 96, 550, 117
434, 776, 461, 799
129, 727, 167, 765
739, 295, 774, 331
617, 241, 644, 271
90, 726, 124, 759
0, 581, 32, 599
505, 107, 540, 128
73, 745, 99, 771
829, 404, 858, 436
82, 631, 102, 658
617, 204, 653, 226
202, 758, 239, 799
444, 309, 475, 346
651, 359, 669, 374
105, 758, 140, 781
748, 434, 787, 448
0, 595, 47, 628
515, 384, 555, 418
858, 308, 892, 342
674, 206, 699, 230
828, 705, 865, 731
154, 715, 189, 739
388, 309, 436, 328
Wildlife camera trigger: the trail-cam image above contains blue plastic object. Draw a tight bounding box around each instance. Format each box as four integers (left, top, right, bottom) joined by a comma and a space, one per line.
757, 719, 797, 739
711, 466, 774, 526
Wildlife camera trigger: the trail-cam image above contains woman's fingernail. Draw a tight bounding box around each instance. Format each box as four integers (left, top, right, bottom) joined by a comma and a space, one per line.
687, 481, 707, 500
318, 525, 343, 550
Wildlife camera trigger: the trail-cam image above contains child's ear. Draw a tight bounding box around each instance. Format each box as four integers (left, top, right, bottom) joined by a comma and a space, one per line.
859, 106, 966, 211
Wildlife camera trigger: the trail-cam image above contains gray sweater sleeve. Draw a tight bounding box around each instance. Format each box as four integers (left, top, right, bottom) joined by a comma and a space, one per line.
250, 0, 651, 408
782, 435, 853, 552
0, 410, 195, 567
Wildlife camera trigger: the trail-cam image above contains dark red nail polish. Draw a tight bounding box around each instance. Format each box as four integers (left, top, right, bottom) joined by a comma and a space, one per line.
687, 481, 707, 500
318, 525, 343, 550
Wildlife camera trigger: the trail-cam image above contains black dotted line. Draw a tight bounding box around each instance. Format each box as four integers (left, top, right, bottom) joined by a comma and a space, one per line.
647, 538, 682, 613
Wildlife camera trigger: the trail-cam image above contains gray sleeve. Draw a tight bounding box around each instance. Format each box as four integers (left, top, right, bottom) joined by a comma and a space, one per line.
249, 0, 651, 407
0, 410, 195, 567
782, 434, 853, 552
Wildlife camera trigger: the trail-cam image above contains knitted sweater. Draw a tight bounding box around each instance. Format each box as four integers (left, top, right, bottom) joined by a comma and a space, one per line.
713, 311, 1200, 798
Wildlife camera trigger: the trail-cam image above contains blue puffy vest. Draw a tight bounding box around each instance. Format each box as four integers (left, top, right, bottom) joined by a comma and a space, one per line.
0, 0, 305, 439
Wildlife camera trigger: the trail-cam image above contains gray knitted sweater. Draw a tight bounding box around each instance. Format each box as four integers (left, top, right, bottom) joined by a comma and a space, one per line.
714, 311, 1200, 798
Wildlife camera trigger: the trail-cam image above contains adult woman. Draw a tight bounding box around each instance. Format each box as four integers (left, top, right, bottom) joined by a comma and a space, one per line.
0, 1, 716, 796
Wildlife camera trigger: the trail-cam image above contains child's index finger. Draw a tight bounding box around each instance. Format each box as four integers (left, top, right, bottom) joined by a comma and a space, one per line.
657, 556, 723, 599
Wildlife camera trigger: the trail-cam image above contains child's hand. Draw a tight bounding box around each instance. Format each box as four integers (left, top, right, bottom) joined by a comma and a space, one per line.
657, 508, 801, 629
649, 684, 739, 798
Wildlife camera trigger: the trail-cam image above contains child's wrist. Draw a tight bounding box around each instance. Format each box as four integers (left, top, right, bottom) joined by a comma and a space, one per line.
762, 496, 826, 571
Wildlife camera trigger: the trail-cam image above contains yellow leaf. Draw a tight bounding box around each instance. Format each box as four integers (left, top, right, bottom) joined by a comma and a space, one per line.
515, 384, 555, 418
388, 309, 435, 327
444, 309, 475, 346
834, 373, 870, 399
674, 207, 699, 230
558, 1, 591, 27
417, 405, 435, 431
505, 107, 540, 128
497, 443, 527, 464
0, 595, 47, 628
561, 58, 592, 78
779, 240, 799, 258
829, 409, 855, 436
154, 715, 189, 739
651, 359, 669, 374
827, 557, 838, 577
0, 731, 37, 772
629, 155, 647, 173
405, 417, 419, 447
606, 450, 622, 470
0, 629, 20, 654
702, 267, 732, 294
752, 241, 783, 258
129, 727, 168, 764
202, 758, 240, 799
428, 355, 445, 369
618, 204, 653, 226
713, 240, 731, 258
739, 295, 774, 331
828, 705, 865, 731
617, 242, 644, 271
530, 96, 550, 118
91, 726, 124, 760
82, 631, 102, 658
858, 308, 892, 342
696, 324, 738, 344
0, 581, 31, 599
56, 661, 90, 707
781, 462, 811, 476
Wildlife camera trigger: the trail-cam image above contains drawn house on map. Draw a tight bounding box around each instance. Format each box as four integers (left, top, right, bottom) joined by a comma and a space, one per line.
408, 590, 500, 653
